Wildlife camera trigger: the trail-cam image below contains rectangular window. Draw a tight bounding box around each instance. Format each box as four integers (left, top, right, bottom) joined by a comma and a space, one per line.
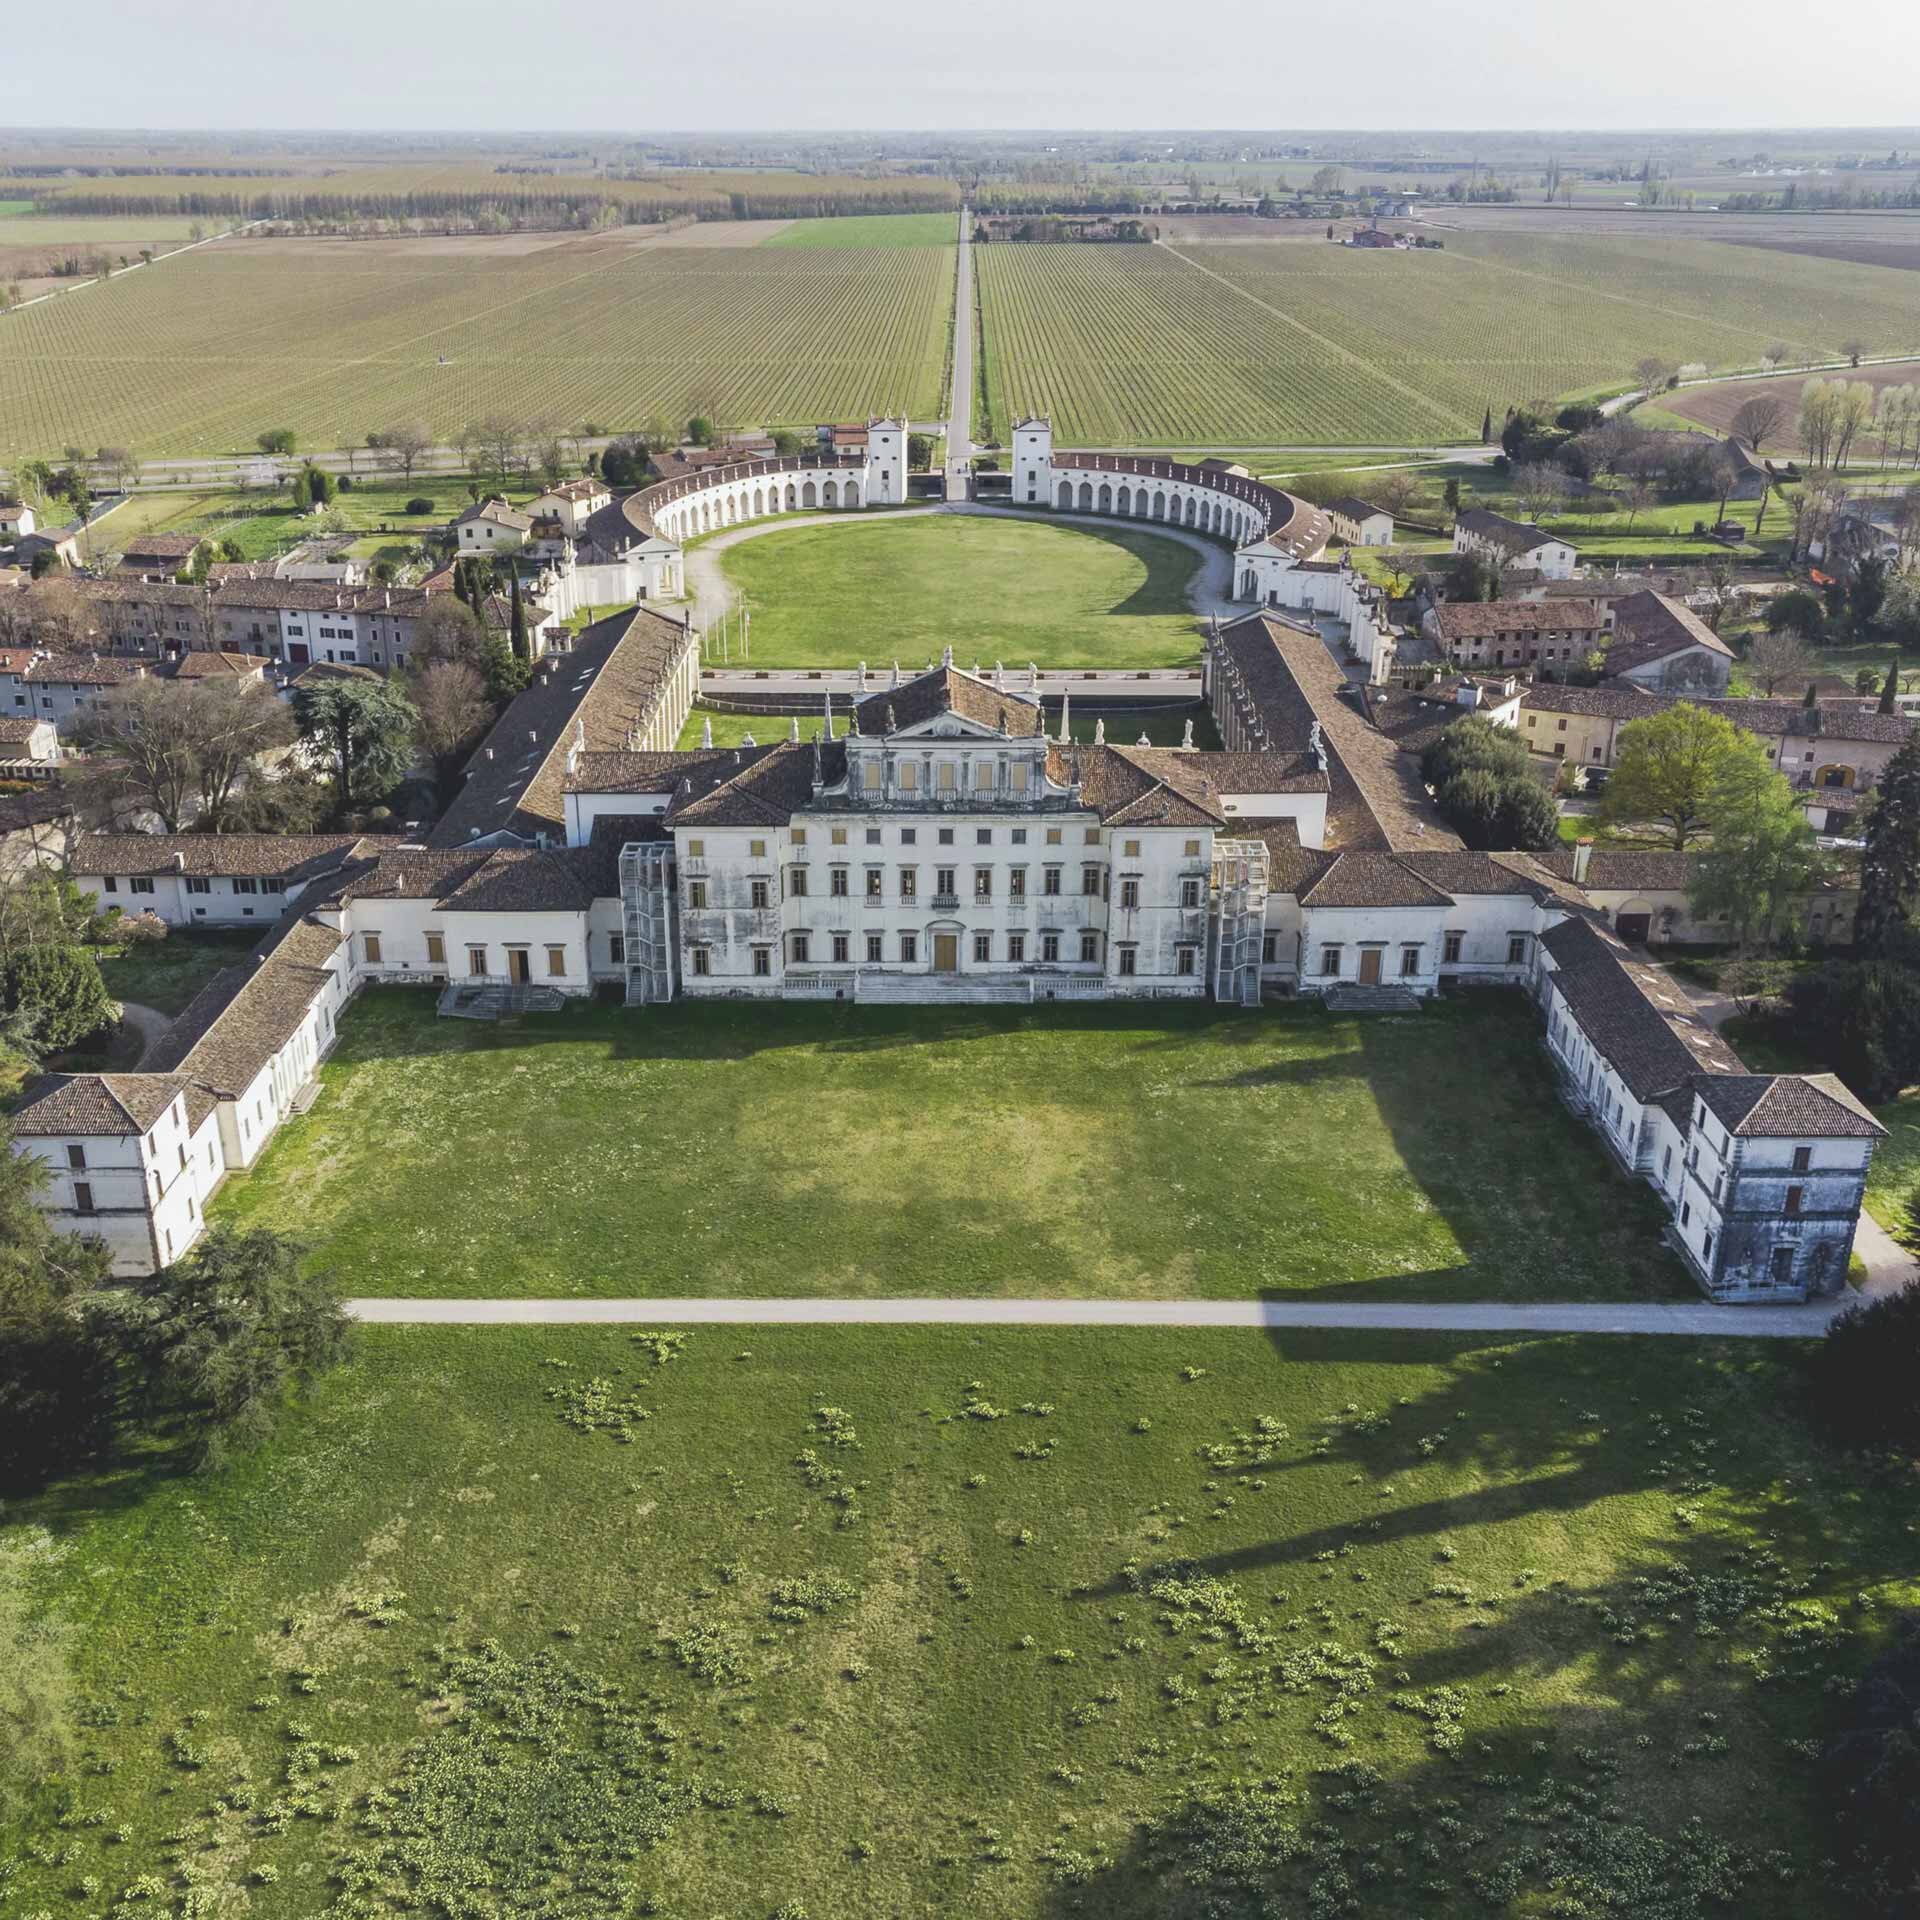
1086, 829, 1101, 846
900, 933, 917, 964
426, 933, 446, 966
1176, 946, 1196, 976
1184, 839, 1201, 857
1045, 827, 1062, 845
1507, 936, 1527, 966
899, 762, 917, 791
976, 827, 992, 845
688, 878, 708, 909
1180, 878, 1201, 909
935, 867, 956, 897
863, 760, 882, 790
1010, 762, 1029, 792
750, 839, 767, 858
73, 1181, 94, 1214
938, 827, 954, 846
1262, 934, 1278, 964
900, 828, 916, 845
790, 933, 810, 964
974, 869, 992, 899
362, 932, 383, 965
1401, 945, 1420, 977
231, 877, 257, 894
1443, 931, 1463, 964
130, 877, 155, 895
1117, 946, 1137, 976
1010, 868, 1026, 899
691, 947, 711, 976
546, 946, 566, 978
830, 827, 847, 845
468, 946, 488, 977
973, 932, 991, 963
937, 762, 956, 791
974, 763, 992, 791
687, 839, 704, 857
1321, 946, 1343, 977
865, 868, 883, 899
788, 868, 809, 898
1081, 867, 1100, 896
102, 877, 117, 894
1123, 839, 1141, 857
750, 879, 769, 910
186, 876, 210, 894
1784, 1185, 1803, 1215
1079, 932, 1098, 964
866, 934, 883, 964
66, 1143, 85, 1170
790, 827, 807, 846
900, 868, 917, 900
1009, 933, 1026, 963
752, 947, 772, 977
1119, 877, 1140, 909
1043, 866, 1062, 896
828, 866, 848, 897
865, 827, 881, 845
1043, 933, 1060, 963
1791, 1146, 1812, 1172
1770, 1245, 1794, 1284
608, 935, 624, 965
832, 933, 849, 964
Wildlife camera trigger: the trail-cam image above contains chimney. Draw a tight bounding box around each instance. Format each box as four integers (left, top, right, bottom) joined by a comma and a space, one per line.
1454, 680, 1482, 709
1573, 838, 1594, 885
172, 852, 186, 871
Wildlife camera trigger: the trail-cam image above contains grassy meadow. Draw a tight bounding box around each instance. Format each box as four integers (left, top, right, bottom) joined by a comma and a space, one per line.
712, 514, 1204, 669
673, 702, 1221, 751
210, 989, 1693, 1304
3, 1323, 1913, 1918
763, 213, 957, 249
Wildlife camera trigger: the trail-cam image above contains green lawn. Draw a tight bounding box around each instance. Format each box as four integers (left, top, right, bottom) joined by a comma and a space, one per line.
96, 927, 259, 1017
762, 213, 957, 248
214, 990, 1691, 1303
673, 702, 1220, 751
715, 515, 1207, 670
5, 1323, 1912, 1918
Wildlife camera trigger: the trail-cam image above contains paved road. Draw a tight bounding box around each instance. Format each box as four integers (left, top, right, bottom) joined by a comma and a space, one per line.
347, 1295, 1862, 1337
945, 206, 975, 485
683, 500, 1238, 646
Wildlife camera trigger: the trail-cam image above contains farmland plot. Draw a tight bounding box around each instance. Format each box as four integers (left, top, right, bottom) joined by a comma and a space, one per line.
975, 233, 1920, 447
0, 237, 954, 455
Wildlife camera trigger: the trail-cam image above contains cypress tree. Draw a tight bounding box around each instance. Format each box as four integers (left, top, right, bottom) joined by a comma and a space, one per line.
1481, 406, 1492, 444
1856, 732, 1920, 957
509, 572, 528, 661
1803, 681, 1818, 709
1878, 656, 1899, 715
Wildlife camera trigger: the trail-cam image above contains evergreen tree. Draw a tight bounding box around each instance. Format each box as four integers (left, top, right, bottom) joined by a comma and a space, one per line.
1856, 732, 1920, 956
1804, 681, 1818, 708
1878, 656, 1899, 715
509, 572, 528, 661
1481, 405, 1492, 444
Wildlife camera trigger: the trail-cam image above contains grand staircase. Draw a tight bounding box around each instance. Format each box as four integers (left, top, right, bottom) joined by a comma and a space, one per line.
437, 979, 566, 1021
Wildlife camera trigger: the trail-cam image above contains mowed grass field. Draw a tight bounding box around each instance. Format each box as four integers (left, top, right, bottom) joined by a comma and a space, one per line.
0, 236, 955, 456
763, 212, 958, 248
212, 991, 1692, 1303
713, 513, 1205, 669
976, 231, 1920, 446
674, 702, 1221, 750
5, 1323, 1913, 1918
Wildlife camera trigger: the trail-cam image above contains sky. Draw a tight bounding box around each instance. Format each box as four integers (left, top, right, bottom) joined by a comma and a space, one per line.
4, 0, 1919, 135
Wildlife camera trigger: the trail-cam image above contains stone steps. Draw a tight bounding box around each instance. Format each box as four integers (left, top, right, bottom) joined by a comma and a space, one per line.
1325, 985, 1422, 1014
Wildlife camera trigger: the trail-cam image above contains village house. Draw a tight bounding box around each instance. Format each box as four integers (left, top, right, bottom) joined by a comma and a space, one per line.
1601, 590, 1735, 694
0, 711, 62, 769
1326, 497, 1394, 546
1425, 597, 1610, 672
453, 497, 534, 554
1452, 507, 1580, 581
0, 498, 38, 541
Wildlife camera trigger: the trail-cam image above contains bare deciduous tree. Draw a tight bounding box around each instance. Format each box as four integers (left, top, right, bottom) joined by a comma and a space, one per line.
410, 660, 493, 802
1620, 474, 1659, 534
1511, 461, 1570, 521
373, 422, 431, 484
1729, 393, 1785, 453
1742, 625, 1818, 695
190, 680, 298, 828
1633, 355, 1672, 394
69, 681, 204, 830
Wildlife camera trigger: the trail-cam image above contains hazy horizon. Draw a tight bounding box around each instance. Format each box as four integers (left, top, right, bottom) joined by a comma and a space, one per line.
5, 0, 1918, 139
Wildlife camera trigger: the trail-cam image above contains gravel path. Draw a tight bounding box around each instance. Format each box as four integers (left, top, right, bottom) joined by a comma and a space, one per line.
115, 1000, 174, 1067
346, 1295, 1857, 1337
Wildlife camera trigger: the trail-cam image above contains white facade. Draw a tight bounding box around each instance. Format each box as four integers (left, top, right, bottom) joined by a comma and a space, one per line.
1453, 516, 1580, 581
